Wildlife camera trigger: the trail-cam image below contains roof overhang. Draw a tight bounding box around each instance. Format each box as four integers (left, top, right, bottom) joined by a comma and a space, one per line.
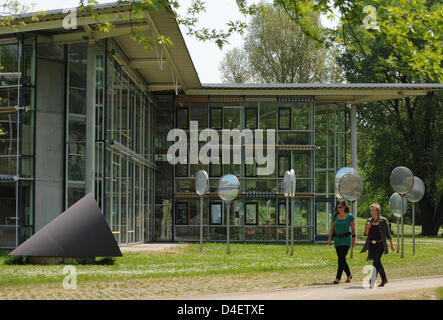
0, 1, 201, 92
186, 83, 443, 104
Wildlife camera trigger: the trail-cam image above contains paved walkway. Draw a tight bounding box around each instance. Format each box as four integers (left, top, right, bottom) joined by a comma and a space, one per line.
119, 242, 186, 253
167, 275, 443, 300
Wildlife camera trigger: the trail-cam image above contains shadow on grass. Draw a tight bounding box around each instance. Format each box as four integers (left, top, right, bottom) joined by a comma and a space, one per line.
1, 253, 117, 266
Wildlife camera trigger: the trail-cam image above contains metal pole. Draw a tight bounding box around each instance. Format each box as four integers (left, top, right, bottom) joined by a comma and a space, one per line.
396, 217, 400, 253
200, 196, 203, 252
290, 198, 294, 255
350, 105, 357, 258
401, 195, 404, 258
286, 197, 289, 254
412, 203, 415, 255
350, 201, 357, 259
227, 202, 230, 255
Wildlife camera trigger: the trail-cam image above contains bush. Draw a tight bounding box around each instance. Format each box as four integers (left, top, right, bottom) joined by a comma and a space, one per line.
4, 255, 27, 265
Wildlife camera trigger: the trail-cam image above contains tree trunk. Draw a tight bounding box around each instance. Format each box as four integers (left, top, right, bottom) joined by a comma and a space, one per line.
420, 197, 433, 235
419, 194, 442, 236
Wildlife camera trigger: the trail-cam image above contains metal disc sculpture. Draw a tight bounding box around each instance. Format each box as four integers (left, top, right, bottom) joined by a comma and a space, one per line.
389, 192, 407, 254
217, 174, 240, 254
283, 170, 296, 256
405, 177, 425, 255
335, 167, 364, 258
390, 166, 414, 258
195, 170, 209, 252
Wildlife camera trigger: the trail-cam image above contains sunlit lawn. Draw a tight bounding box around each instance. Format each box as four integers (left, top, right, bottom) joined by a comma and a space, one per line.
0, 227, 442, 290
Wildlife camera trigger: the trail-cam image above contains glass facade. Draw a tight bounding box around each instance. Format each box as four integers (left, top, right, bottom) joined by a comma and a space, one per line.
0, 33, 348, 247
100, 39, 156, 244
168, 97, 320, 242
314, 104, 347, 238
0, 34, 36, 248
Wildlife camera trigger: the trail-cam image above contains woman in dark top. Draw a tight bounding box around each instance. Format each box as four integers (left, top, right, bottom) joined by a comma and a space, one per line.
328, 200, 356, 284
361, 203, 395, 287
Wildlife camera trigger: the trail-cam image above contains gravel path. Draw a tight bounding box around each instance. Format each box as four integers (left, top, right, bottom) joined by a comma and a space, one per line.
167, 275, 443, 300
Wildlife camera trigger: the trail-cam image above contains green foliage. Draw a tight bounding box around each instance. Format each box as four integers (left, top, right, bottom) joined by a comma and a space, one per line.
219, 2, 342, 83
272, 0, 443, 235
0, 0, 44, 27
3, 254, 27, 265
274, 0, 443, 82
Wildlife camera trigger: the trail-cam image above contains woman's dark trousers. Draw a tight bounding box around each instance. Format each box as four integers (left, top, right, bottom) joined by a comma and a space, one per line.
369, 242, 387, 281
335, 245, 351, 280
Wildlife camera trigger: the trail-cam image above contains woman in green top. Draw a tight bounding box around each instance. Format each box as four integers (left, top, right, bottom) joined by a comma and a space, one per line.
328, 200, 356, 284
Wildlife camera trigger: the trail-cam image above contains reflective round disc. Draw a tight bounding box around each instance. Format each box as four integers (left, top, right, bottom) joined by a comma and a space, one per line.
217, 174, 240, 202
335, 167, 355, 199
195, 170, 209, 196
283, 170, 291, 197
336, 168, 364, 201
390, 166, 414, 195
389, 192, 408, 218
405, 176, 425, 203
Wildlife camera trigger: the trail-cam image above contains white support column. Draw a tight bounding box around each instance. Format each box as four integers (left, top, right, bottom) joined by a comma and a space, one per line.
85, 43, 96, 196
350, 104, 358, 228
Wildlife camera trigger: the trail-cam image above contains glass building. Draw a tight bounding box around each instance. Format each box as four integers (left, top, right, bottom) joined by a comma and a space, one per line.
0, 2, 441, 248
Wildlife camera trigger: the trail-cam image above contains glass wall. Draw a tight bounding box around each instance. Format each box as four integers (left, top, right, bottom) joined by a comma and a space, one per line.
314, 103, 346, 237
0, 34, 36, 248
64, 39, 156, 244
170, 97, 315, 242
66, 42, 87, 207
102, 39, 156, 244
153, 93, 174, 241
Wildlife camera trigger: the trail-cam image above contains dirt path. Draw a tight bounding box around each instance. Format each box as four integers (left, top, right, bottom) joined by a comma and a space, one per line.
167, 275, 443, 300
119, 243, 187, 254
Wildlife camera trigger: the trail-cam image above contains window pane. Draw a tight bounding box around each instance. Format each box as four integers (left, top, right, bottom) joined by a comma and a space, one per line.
278, 201, 290, 225
278, 155, 290, 177
0, 44, 18, 72
175, 202, 188, 225
190, 102, 208, 128
295, 199, 309, 226
278, 107, 291, 130
293, 151, 310, 178
245, 153, 256, 177
224, 107, 242, 130
176, 162, 188, 177
210, 203, 222, 224
259, 102, 276, 130
259, 199, 275, 225
176, 107, 189, 129
210, 108, 222, 129
293, 102, 311, 130
245, 107, 258, 129
176, 179, 193, 193
245, 203, 258, 225
278, 132, 309, 145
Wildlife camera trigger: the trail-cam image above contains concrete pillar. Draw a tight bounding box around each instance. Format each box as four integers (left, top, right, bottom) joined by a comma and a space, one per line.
85, 43, 96, 196
350, 104, 357, 226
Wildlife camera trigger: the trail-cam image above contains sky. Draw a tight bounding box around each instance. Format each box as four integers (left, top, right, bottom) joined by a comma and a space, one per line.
17, 0, 337, 83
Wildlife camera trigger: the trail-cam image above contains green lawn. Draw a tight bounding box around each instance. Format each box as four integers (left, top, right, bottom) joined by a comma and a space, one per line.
0, 220, 441, 299
0, 237, 442, 286
435, 287, 443, 300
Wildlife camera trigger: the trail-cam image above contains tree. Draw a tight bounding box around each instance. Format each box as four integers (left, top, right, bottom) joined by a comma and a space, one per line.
219, 48, 252, 83
275, 0, 443, 82
272, 0, 443, 235
219, 3, 342, 83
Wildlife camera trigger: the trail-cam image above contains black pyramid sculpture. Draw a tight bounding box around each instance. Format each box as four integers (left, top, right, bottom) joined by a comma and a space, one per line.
10, 193, 122, 257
